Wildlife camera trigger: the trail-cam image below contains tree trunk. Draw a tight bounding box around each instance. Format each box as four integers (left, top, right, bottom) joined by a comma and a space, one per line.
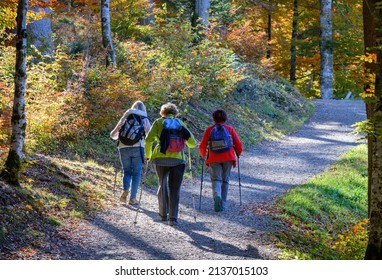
290, 0, 298, 84
266, 11, 272, 59
28, 1, 53, 54
192, 0, 210, 43
3, 0, 28, 186
195, 0, 210, 28
364, 0, 382, 260
320, 0, 333, 99
363, 0, 376, 218
139, 0, 155, 26
101, 0, 116, 67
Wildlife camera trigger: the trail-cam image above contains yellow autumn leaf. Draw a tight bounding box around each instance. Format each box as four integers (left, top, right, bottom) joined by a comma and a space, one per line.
26, 204, 33, 210
366, 57, 374, 63
360, 92, 375, 99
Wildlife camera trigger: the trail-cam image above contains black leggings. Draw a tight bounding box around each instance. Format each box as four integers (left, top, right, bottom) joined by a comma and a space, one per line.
155, 164, 186, 220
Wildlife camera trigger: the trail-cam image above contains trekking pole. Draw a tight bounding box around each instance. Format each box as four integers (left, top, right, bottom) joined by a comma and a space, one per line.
199, 157, 204, 211
188, 147, 197, 222
235, 149, 242, 206
113, 141, 121, 196
133, 160, 149, 225
113, 166, 118, 191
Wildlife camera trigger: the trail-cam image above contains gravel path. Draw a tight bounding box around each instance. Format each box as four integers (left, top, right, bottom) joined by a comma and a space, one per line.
67, 99, 366, 260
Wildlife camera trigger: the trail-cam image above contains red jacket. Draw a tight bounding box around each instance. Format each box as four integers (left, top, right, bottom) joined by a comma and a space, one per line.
199, 123, 243, 167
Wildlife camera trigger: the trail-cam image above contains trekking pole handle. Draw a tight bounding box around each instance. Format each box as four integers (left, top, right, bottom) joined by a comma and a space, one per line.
233, 146, 240, 158
141, 160, 150, 185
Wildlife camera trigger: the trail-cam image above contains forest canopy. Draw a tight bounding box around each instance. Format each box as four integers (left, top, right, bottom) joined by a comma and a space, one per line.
0, 0, 326, 156
0, 0, 363, 159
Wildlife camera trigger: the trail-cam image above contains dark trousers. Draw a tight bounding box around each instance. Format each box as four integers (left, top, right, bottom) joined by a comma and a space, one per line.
155, 164, 186, 221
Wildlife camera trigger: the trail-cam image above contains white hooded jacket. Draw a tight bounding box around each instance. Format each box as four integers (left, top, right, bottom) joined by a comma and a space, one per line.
110, 108, 151, 148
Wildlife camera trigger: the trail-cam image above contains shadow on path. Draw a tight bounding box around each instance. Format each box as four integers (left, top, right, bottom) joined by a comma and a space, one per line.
68, 99, 366, 260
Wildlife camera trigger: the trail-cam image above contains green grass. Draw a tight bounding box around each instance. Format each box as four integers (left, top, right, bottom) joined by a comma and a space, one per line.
269, 144, 368, 260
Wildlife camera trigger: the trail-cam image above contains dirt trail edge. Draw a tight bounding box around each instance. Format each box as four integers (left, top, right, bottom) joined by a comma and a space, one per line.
66, 99, 366, 260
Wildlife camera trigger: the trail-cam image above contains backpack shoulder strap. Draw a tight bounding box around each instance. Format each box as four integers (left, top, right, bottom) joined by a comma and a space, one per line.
209, 124, 222, 137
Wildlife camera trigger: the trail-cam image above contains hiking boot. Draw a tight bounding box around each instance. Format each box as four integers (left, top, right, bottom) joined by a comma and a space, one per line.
129, 198, 139, 206
160, 215, 168, 221
119, 190, 129, 203
214, 195, 222, 212
168, 219, 178, 226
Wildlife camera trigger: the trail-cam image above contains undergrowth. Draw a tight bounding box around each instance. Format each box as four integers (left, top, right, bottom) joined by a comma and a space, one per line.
0, 153, 120, 259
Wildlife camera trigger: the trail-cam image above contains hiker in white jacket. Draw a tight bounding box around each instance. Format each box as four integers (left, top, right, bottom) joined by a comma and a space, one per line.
110, 101, 151, 205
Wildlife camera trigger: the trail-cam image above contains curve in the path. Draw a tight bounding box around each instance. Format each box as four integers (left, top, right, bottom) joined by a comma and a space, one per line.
66, 99, 366, 260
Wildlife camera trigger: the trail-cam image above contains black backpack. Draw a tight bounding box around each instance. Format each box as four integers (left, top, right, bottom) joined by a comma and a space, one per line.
118, 114, 146, 145
208, 124, 233, 153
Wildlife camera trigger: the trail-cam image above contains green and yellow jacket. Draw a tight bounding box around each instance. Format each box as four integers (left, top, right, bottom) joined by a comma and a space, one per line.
144, 115, 197, 161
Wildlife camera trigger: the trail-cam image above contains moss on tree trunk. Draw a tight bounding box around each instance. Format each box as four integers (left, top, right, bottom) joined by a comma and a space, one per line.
3, 150, 22, 186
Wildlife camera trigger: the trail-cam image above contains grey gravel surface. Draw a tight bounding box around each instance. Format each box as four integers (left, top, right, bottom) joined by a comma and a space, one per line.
67, 99, 366, 260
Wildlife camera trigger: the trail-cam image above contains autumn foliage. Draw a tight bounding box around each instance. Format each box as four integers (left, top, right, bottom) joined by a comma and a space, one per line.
225, 8, 268, 64
0, 0, 368, 260
0, 0, 366, 158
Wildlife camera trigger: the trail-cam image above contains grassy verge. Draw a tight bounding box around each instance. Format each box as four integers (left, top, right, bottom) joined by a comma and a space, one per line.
264, 144, 368, 260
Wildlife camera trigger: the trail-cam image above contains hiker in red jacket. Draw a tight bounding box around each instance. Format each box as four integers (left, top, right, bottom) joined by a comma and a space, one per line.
199, 109, 243, 212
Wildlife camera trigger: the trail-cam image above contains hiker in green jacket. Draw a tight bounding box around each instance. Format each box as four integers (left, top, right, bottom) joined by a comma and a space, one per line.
145, 102, 197, 226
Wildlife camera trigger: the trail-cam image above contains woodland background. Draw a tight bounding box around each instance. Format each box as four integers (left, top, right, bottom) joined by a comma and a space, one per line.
0, 0, 364, 156
1, 0, 379, 260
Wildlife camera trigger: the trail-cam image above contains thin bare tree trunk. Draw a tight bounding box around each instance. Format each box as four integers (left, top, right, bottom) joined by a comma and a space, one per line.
290, 0, 298, 84
320, 0, 333, 99
266, 12, 272, 59
3, 0, 28, 186
101, 0, 116, 67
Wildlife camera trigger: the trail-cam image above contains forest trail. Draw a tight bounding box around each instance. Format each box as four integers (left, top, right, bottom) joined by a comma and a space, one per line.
64, 99, 366, 260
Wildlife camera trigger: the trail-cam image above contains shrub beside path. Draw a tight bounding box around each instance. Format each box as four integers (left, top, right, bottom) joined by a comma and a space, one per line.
65, 99, 366, 260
